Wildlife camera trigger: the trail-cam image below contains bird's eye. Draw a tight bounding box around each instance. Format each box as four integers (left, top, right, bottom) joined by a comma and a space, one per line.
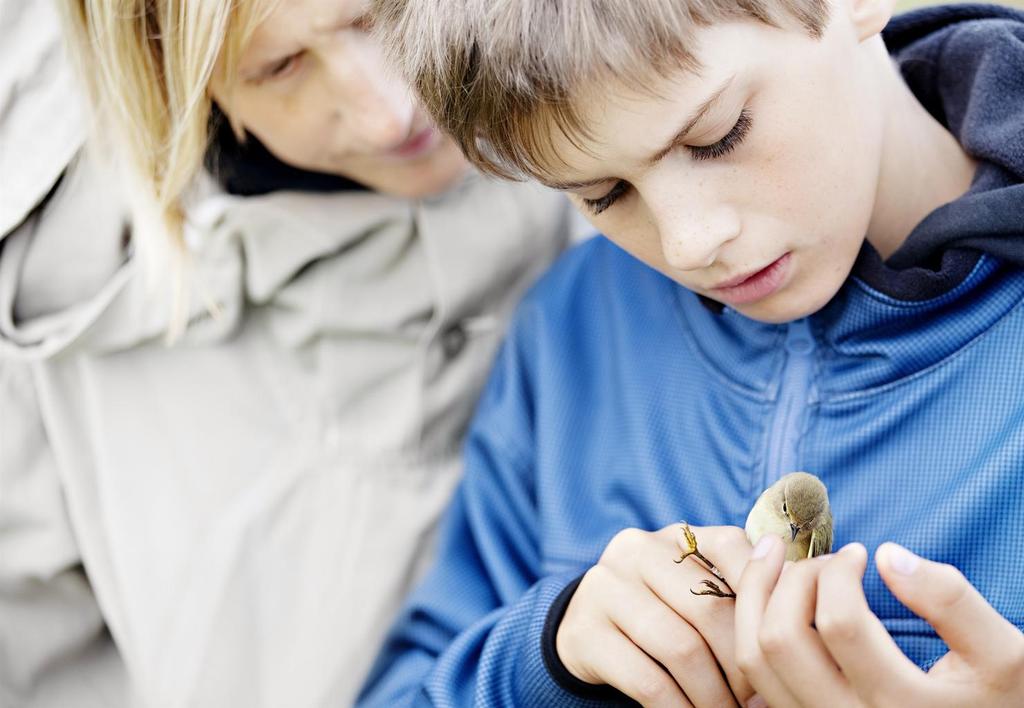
782, 501, 788, 514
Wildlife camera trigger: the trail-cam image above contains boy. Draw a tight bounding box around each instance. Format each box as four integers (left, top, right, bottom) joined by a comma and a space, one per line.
360, 1, 1024, 705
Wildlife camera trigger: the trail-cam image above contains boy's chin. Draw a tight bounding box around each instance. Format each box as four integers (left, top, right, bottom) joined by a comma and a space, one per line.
733, 306, 810, 324
725, 287, 839, 324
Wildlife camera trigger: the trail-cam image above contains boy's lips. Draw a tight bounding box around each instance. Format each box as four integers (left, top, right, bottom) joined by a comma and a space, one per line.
710, 253, 792, 305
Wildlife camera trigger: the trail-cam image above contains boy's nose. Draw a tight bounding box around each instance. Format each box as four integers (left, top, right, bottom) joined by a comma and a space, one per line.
656, 205, 741, 273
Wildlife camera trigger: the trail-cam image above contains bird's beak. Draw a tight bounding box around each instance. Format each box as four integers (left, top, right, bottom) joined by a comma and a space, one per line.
789, 523, 799, 542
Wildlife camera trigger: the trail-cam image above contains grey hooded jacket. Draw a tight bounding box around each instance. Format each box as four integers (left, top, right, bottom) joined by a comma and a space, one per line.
0, 2, 571, 705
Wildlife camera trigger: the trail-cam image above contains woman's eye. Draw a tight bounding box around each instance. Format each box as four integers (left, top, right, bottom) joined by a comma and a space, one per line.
688, 108, 753, 162
256, 52, 304, 83
581, 180, 630, 216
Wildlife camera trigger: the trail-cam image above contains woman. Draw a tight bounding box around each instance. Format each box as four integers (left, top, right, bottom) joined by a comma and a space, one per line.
0, 0, 570, 705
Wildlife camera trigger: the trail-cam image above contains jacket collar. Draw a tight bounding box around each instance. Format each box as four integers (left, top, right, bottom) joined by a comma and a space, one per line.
674, 255, 1024, 397
0, 166, 565, 359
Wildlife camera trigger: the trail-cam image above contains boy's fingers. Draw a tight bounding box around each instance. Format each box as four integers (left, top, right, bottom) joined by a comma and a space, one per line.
609, 586, 739, 708
876, 542, 1024, 669
644, 570, 755, 703
648, 529, 754, 702
759, 555, 858, 707
815, 544, 922, 704
588, 625, 694, 708
733, 535, 801, 708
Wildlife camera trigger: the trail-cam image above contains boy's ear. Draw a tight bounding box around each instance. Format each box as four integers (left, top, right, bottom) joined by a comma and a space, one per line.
844, 0, 895, 41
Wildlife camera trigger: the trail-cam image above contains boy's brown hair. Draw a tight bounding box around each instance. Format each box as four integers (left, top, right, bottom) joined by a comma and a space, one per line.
373, 0, 829, 181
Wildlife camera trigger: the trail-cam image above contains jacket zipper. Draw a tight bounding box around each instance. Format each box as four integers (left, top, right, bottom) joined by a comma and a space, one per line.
763, 318, 817, 489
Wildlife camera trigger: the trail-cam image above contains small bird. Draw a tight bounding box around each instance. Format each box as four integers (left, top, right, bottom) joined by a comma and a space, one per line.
677, 471, 833, 598
745, 471, 833, 561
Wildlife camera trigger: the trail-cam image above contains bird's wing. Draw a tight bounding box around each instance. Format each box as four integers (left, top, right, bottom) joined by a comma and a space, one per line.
809, 515, 833, 558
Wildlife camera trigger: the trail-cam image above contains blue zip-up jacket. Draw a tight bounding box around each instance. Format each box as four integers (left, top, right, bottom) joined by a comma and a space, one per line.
359, 6, 1024, 706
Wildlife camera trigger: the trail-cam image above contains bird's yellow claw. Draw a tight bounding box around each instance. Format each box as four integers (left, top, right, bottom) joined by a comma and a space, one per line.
683, 524, 698, 552
673, 522, 699, 564
674, 523, 737, 599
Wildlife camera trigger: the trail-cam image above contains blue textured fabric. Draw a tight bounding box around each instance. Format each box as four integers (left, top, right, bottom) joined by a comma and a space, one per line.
357, 6, 1024, 706
362, 239, 1024, 708
358, 238, 1024, 705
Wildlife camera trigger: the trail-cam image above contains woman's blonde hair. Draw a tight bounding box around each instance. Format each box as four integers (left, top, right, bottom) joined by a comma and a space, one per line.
61, 0, 275, 335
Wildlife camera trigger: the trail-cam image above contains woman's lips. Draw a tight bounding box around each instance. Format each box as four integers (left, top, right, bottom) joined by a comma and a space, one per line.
710, 253, 792, 306
387, 126, 439, 160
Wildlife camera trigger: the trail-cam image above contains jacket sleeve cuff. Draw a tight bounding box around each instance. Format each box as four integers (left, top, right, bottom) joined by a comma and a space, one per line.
538, 573, 633, 703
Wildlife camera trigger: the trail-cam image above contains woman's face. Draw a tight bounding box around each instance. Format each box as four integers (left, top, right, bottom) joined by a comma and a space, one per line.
210, 0, 467, 197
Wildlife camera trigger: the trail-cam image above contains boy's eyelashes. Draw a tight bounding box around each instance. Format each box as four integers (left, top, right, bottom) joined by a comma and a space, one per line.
580, 108, 755, 216
581, 180, 630, 216
689, 108, 753, 161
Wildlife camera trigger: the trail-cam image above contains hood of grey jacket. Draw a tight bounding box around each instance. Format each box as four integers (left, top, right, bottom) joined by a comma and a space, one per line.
0, 0, 86, 237
0, 151, 565, 360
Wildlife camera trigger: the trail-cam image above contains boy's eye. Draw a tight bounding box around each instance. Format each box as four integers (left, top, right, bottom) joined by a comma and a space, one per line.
688, 108, 753, 162
579, 108, 752, 217
581, 180, 631, 216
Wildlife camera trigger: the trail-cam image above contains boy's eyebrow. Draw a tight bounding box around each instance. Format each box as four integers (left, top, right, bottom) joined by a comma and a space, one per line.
543, 75, 736, 192
647, 74, 736, 165
545, 176, 610, 191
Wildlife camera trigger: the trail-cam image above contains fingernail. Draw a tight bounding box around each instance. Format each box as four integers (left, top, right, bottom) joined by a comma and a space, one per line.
885, 543, 920, 576
747, 694, 768, 708
751, 535, 774, 560
839, 542, 864, 557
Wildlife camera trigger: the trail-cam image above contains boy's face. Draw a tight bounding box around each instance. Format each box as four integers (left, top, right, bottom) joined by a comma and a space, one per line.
543, 15, 887, 323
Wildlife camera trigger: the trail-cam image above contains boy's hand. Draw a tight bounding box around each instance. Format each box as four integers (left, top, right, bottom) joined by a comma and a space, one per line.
734, 536, 1024, 708
556, 524, 756, 707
